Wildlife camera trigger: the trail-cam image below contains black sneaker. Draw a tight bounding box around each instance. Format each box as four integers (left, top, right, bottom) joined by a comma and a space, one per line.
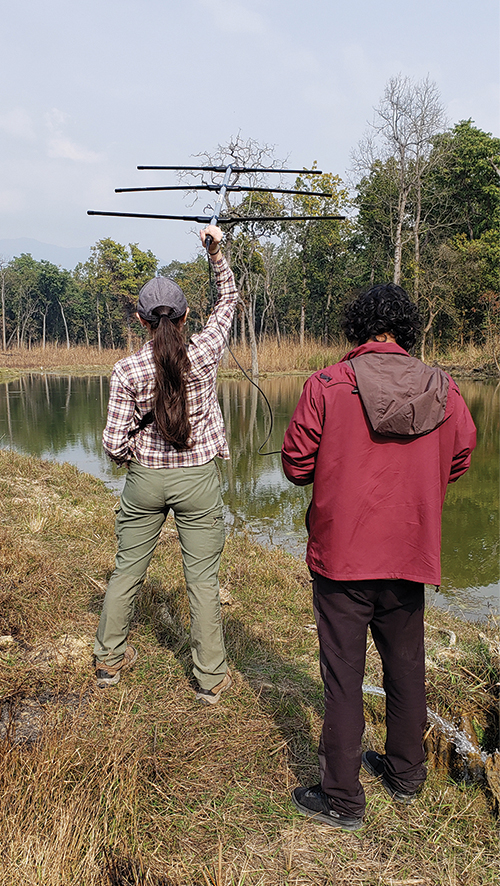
291, 785, 364, 831
362, 751, 422, 804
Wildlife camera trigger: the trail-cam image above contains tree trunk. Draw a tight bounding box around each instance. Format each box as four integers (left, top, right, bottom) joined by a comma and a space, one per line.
126, 310, 132, 353
16, 298, 21, 347
106, 301, 115, 349
259, 301, 269, 344
275, 315, 281, 346
1, 274, 6, 351
324, 282, 333, 345
300, 257, 307, 346
20, 312, 30, 347
414, 180, 422, 303
393, 191, 407, 285
420, 313, 434, 362
59, 301, 70, 349
247, 308, 259, 379
96, 296, 102, 352
240, 306, 246, 347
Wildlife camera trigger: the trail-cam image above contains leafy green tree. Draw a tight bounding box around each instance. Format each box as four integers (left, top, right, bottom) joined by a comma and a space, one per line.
0, 257, 10, 350
287, 170, 350, 344
428, 120, 500, 241
126, 243, 158, 346
75, 240, 157, 351
352, 159, 400, 289
37, 261, 72, 348
6, 254, 40, 347
159, 255, 211, 331
417, 122, 500, 355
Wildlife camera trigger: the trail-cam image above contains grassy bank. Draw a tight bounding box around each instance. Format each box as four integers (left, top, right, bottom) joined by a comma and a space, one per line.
0, 338, 496, 382
0, 450, 498, 885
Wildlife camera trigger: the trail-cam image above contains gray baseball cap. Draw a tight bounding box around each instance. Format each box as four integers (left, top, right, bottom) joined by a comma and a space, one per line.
137, 276, 188, 323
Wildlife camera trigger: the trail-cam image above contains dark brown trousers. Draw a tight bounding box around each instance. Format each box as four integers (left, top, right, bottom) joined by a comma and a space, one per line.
312, 574, 428, 817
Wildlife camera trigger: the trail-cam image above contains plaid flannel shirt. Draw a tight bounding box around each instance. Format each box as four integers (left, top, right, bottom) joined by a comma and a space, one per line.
102, 254, 238, 468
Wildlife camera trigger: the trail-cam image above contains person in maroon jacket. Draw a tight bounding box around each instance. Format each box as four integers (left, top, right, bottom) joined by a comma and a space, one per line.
282, 283, 476, 831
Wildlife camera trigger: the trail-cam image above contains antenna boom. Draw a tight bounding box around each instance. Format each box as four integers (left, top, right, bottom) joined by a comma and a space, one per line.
87, 210, 345, 222
137, 165, 323, 174
115, 184, 333, 198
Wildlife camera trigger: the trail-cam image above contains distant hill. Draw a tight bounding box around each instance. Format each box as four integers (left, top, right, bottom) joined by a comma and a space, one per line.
0, 238, 89, 270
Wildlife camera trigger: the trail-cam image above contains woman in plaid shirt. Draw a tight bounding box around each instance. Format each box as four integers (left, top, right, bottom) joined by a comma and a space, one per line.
94, 225, 238, 704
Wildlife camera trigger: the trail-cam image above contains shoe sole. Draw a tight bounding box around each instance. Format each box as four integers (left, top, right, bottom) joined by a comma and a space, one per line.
96, 671, 121, 687
195, 674, 232, 705
361, 752, 418, 804
291, 789, 363, 831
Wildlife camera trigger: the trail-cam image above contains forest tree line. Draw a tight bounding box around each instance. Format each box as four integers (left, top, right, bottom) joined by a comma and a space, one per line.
1, 78, 498, 374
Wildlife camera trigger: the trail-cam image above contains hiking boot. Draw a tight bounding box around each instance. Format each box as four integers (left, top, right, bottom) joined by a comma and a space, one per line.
362, 750, 422, 804
95, 645, 138, 687
291, 784, 364, 831
195, 669, 232, 705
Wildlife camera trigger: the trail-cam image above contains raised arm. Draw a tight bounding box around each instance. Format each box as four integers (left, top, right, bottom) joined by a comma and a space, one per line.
191, 225, 239, 361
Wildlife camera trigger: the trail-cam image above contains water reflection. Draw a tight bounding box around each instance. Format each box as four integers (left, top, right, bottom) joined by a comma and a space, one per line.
0, 372, 498, 618
218, 378, 312, 553
0, 373, 123, 487
438, 379, 499, 617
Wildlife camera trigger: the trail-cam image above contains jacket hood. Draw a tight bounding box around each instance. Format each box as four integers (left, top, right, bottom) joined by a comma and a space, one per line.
347, 343, 450, 437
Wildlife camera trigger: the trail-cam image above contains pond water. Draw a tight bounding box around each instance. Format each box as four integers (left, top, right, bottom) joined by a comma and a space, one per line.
0, 373, 498, 621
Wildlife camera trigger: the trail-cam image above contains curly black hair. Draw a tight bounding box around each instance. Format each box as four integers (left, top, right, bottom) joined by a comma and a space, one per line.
342, 283, 422, 352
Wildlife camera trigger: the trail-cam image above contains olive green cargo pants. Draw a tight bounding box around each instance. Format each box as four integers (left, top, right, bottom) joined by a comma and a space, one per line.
94, 458, 228, 690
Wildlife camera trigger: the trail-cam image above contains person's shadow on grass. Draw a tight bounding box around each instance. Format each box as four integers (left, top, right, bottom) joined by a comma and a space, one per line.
136, 579, 327, 789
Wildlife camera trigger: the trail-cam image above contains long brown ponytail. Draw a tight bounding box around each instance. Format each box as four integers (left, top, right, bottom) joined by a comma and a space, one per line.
150, 307, 192, 450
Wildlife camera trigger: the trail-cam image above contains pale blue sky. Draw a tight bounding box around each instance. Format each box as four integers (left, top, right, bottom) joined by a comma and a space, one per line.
1, 0, 498, 266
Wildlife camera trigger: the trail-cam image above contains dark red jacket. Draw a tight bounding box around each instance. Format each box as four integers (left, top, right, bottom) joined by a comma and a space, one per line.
281, 342, 476, 586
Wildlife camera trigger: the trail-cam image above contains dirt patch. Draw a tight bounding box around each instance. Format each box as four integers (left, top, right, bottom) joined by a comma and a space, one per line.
0, 690, 89, 745
23, 634, 93, 667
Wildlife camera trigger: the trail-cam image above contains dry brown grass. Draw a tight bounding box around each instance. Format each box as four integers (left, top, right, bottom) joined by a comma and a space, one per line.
225, 337, 348, 375
434, 340, 497, 373
0, 449, 498, 885
0, 344, 130, 376
0, 338, 346, 379
0, 336, 496, 381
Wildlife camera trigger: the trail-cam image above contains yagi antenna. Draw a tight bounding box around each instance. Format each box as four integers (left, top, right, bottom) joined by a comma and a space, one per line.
88, 162, 344, 455
87, 162, 346, 228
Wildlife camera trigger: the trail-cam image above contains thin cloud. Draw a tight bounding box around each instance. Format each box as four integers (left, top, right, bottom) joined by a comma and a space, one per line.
45, 109, 103, 163
47, 136, 103, 163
